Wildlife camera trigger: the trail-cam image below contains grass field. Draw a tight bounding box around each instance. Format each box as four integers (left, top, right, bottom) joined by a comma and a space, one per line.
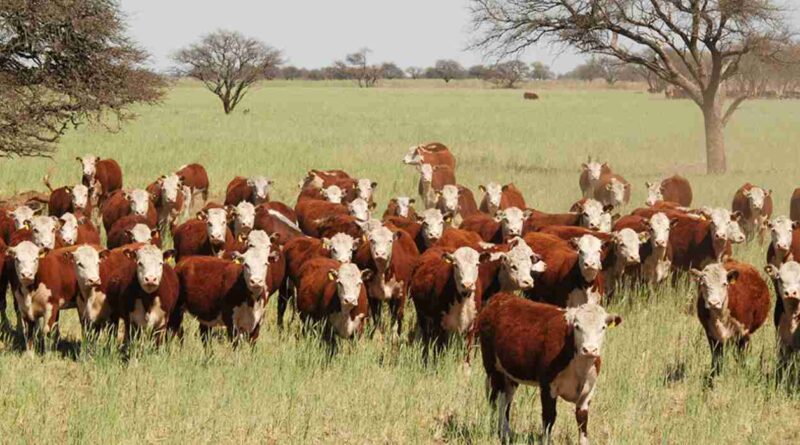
1, 80, 799, 444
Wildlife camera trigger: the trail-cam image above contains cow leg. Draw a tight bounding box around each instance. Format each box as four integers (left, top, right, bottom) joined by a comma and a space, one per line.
540, 382, 557, 444
389, 296, 405, 339
368, 298, 382, 336
708, 338, 724, 382
277, 279, 293, 330
575, 406, 590, 445
488, 371, 516, 442
22, 319, 37, 352
167, 307, 184, 340
249, 323, 261, 346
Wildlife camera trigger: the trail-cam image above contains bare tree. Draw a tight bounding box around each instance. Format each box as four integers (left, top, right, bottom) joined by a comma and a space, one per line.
530, 61, 554, 80
342, 48, 382, 88
173, 30, 283, 114
0, 0, 165, 158
381, 62, 405, 79
433, 59, 467, 83
406, 67, 424, 79
485, 60, 530, 88
471, 0, 794, 173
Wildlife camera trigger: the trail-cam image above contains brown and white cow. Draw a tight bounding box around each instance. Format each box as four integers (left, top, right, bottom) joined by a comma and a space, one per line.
351, 178, 378, 204
176, 163, 210, 213
478, 238, 547, 299
172, 208, 235, 261
638, 213, 674, 284
225, 176, 273, 206
415, 208, 449, 250
101, 189, 157, 233
766, 216, 800, 270
417, 163, 457, 209
645, 175, 693, 207
579, 157, 612, 198
107, 215, 160, 249
692, 261, 769, 376
435, 184, 479, 228
253, 205, 305, 245
669, 209, 741, 271
147, 174, 184, 234
295, 199, 349, 237
477, 293, 621, 444
58, 213, 101, 247
732, 183, 773, 243
44, 176, 91, 218
9, 205, 35, 231
231, 201, 257, 239
403, 142, 456, 170
765, 261, 800, 365
460, 207, 532, 244
384, 197, 417, 220
478, 183, 527, 215
602, 228, 648, 294
77, 155, 123, 207
527, 200, 613, 233
593, 174, 631, 210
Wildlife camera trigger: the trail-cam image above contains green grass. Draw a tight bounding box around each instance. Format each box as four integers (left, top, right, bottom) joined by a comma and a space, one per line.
1, 81, 800, 444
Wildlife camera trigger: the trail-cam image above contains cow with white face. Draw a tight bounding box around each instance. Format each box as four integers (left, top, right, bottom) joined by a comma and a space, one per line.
498, 239, 546, 291
572, 235, 603, 287
575, 199, 612, 232
330, 263, 370, 311
402, 146, 423, 165
234, 247, 271, 298
602, 177, 628, 209
30, 216, 59, 250
436, 185, 460, 227
77, 155, 98, 183
124, 189, 151, 218
744, 186, 770, 213
605, 229, 647, 293
247, 176, 273, 204
158, 174, 182, 206
579, 158, 607, 198
127, 244, 165, 294
321, 185, 344, 204
347, 198, 372, 223
232, 202, 256, 238
202, 208, 230, 247
367, 226, 397, 265
244, 230, 273, 254
705, 207, 746, 245
70, 184, 90, 213
322, 233, 359, 263
355, 178, 377, 203
446, 247, 483, 298
736, 185, 773, 243
10, 205, 35, 230
417, 208, 447, 247
58, 213, 80, 246
495, 207, 531, 240
417, 164, 437, 209
767, 216, 798, 267
441, 247, 487, 334
128, 224, 155, 245
643, 212, 673, 283
9, 241, 43, 288
70, 245, 103, 321
390, 197, 415, 218
766, 261, 800, 357
480, 183, 503, 214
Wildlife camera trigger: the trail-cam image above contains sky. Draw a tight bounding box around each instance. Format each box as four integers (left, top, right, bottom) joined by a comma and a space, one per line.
121, 0, 800, 75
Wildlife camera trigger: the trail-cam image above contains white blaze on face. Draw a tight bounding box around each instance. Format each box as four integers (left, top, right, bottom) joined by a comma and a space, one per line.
71, 184, 90, 210
419, 209, 445, 245
9, 241, 42, 285
744, 186, 769, 211
392, 197, 414, 217
575, 235, 603, 282
578, 199, 606, 231
321, 185, 343, 204
245, 230, 272, 254
72, 245, 101, 289
708, 208, 744, 244
11, 205, 35, 230
645, 182, 663, 206
356, 179, 375, 202
160, 174, 182, 204
323, 233, 357, 263
446, 247, 482, 294
482, 183, 503, 211
769, 216, 796, 253
649, 213, 671, 248
233, 202, 256, 237
367, 226, 395, 263
692, 263, 736, 311
501, 241, 541, 290
30, 216, 59, 249
566, 303, 619, 358
348, 198, 371, 222
497, 207, 527, 238
768, 261, 800, 301
128, 224, 153, 244
438, 185, 460, 215
612, 228, 644, 265
134, 244, 165, 294
126, 189, 150, 217
605, 178, 627, 207
247, 176, 273, 202
584, 161, 603, 181
79, 155, 98, 178
331, 263, 365, 308
59, 213, 79, 246
403, 145, 422, 165
419, 164, 433, 183
205, 208, 229, 245
236, 247, 270, 295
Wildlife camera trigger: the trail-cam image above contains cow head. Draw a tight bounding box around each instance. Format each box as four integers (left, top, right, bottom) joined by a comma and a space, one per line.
367, 225, 398, 265
233, 247, 270, 296
479, 183, 503, 213
70, 245, 102, 290
566, 303, 621, 358
124, 189, 151, 217
765, 261, 800, 303
436, 185, 460, 216
8, 241, 44, 286
499, 239, 545, 291
348, 198, 373, 223
70, 184, 90, 211
743, 186, 771, 211
417, 208, 447, 246
329, 263, 371, 309
604, 177, 628, 208
444, 247, 489, 295
690, 263, 739, 311
575, 199, 610, 232
706, 207, 745, 245
58, 213, 80, 246
611, 228, 647, 266
10, 205, 35, 230
30, 215, 59, 250
247, 176, 273, 203
321, 185, 343, 204
158, 174, 183, 205
648, 212, 672, 249
767, 216, 797, 256
495, 207, 531, 239
121, 244, 164, 294
244, 230, 273, 255
128, 223, 155, 245
645, 181, 663, 207
570, 235, 603, 282
76, 155, 98, 180
233, 202, 256, 238
198, 208, 230, 246
403, 145, 423, 165
356, 179, 377, 202
322, 233, 359, 263
581, 157, 605, 182
390, 197, 415, 218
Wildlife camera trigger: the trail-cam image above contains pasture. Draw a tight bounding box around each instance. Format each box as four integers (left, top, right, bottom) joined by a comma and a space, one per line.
1, 80, 800, 444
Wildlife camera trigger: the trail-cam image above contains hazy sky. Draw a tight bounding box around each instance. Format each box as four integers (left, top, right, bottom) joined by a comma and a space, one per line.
122, 0, 800, 74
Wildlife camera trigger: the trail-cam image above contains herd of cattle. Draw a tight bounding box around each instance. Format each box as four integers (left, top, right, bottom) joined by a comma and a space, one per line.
1, 144, 800, 443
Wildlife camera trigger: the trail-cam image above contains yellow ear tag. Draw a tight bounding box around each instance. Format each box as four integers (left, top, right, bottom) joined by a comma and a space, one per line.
233, 257, 243, 265
327, 271, 336, 281
237, 233, 245, 243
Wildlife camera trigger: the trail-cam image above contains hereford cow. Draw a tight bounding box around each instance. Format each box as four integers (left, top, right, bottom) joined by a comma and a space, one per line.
478, 238, 547, 300
403, 142, 456, 170
176, 163, 210, 212
732, 183, 773, 243
44, 176, 91, 218
297, 184, 346, 204
224, 176, 273, 206
460, 207, 532, 244
615, 213, 675, 284
415, 208, 449, 251
417, 164, 457, 209
602, 229, 648, 294
593, 174, 631, 209
478, 183, 526, 215
9, 205, 35, 231
435, 184, 479, 228
645, 175, 693, 207
384, 197, 417, 220
348, 178, 377, 205
523, 91, 539, 100
477, 293, 621, 443
10, 215, 61, 250
692, 261, 769, 376
147, 174, 184, 234
172, 208, 235, 260
295, 258, 371, 347
0, 210, 16, 244
299, 169, 354, 190
77, 155, 122, 207
579, 157, 612, 198
107, 215, 160, 249
296, 199, 349, 237
253, 205, 304, 245
101, 189, 157, 233
791, 188, 800, 222
435, 227, 485, 251
231, 201, 257, 239
766, 216, 800, 268
669, 209, 741, 271
58, 213, 101, 247
527, 199, 613, 233
176, 247, 274, 343
765, 261, 800, 366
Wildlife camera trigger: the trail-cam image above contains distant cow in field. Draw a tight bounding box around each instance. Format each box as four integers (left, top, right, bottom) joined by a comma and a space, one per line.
477, 293, 621, 443
176, 163, 210, 213
732, 183, 773, 243
417, 164, 457, 209
579, 157, 612, 198
225, 176, 273, 206
478, 183, 526, 215
766, 216, 800, 268
527, 199, 613, 233
645, 175, 693, 207
593, 174, 631, 209
44, 176, 91, 218
10, 215, 61, 250
523, 91, 539, 100
101, 190, 158, 233
77, 155, 122, 208
403, 142, 456, 170
692, 261, 769, 376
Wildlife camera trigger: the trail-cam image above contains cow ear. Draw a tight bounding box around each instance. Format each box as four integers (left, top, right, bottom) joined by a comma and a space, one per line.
645, 181, 653, 188
479, 251, 492, 263
764, 220, 774, 230
232, 253, 244, 265
605, 314, 622, 327
327, 269, 338, 281
764, 264, 780, 279
670, 218, 680, 228
150, 228, 159, 239
727, 270, 739, 284
123, 248, 137, 260
197, 210, 207, 221
443, 253, 455, 264
162, 249, 176, 262
268, 250, 280, 262
478, 185, 487, 193
75, 157, 82, 163
268, 233, 281, 244
522, 209, 533, 219
602, 204, 615, 213
568, 237, 580, 249
580, 163, 588, 170
766, 189, 773, 197
393, 230, 402, 241
321, 237, 332, 249
237, 233, 246, 243
742, 189, 751, 197
370, 181, 377, 189
793, 221, 800, 230
368, 201, 377, 211
361, 269, 374, 282
611, 213, 621, 223
605, 183, 612, 191
39, 247, 51, 258
493, 211, 504, 223
731, 211, 743, 222
99, 250, 110, 261
408, 198, 416, 205
689, 269, 703, 280
639, 231, 651, 243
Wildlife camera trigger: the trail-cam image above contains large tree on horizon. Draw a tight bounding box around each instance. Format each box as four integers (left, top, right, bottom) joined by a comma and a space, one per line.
470, 0, 795, 174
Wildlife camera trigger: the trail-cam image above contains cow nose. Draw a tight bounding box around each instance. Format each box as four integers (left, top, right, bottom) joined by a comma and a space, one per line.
581, 346, 598, 356
87, 277, 101, 286
785, 290, 798, 299
655, 240, 667, 248
462, 281, 476, 291
588, 224, 599, 230
778, 243, 790, 250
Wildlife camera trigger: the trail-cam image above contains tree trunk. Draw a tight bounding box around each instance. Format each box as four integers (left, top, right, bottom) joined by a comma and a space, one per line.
702, 100, 726, 174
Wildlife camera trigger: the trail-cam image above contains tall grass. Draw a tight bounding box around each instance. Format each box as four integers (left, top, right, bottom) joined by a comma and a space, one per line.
0, 82, 799, 444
